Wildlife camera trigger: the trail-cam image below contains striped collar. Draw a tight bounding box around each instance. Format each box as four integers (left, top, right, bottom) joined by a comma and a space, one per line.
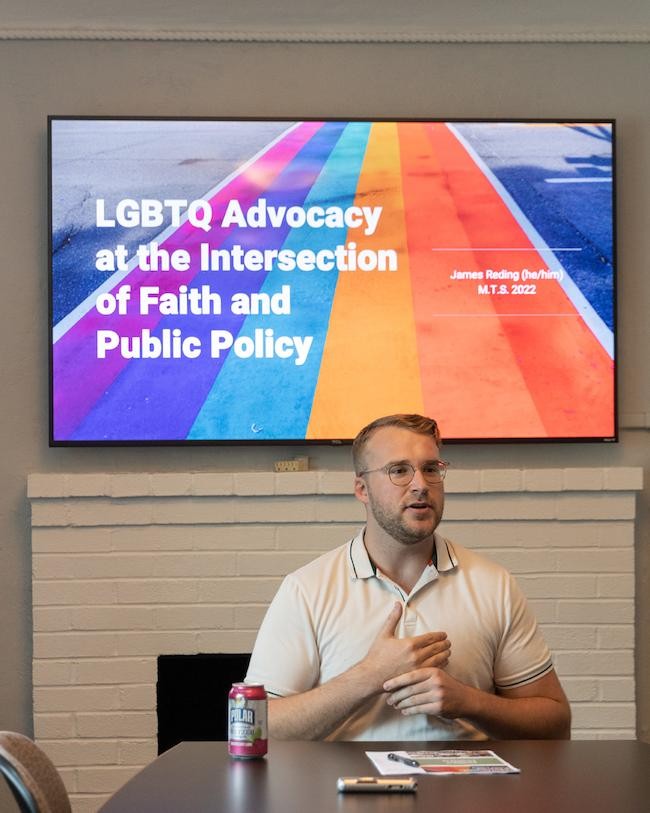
348, 528, 458, 581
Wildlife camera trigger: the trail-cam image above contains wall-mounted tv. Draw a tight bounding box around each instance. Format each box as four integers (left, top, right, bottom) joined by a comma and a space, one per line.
49, 117, 616, 445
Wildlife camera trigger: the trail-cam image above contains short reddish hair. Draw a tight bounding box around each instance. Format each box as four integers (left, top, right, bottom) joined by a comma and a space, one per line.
352, 414, 441, 474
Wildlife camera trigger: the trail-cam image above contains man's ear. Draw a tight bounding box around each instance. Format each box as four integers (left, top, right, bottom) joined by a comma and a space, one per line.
354, 475, 369, 504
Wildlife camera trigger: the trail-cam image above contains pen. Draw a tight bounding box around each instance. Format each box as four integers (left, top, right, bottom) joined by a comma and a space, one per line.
387, 752, 420, 768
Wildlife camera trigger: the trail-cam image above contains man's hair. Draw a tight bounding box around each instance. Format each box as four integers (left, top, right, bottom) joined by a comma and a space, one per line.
352, 414, 441, 474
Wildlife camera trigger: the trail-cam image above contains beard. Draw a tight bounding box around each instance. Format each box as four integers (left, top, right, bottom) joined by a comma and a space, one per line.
367, 489, 440, 546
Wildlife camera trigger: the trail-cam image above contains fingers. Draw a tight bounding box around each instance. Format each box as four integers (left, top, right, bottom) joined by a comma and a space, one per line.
430, 650, 451, 670
410, 630, 449, 663
419, 637, 451, 669
383, 627, 450, 674
419, 635, 451, 656
412, 629, 447, 647
390, 689, 436, 713
383, 668, 433, 694
383, 668, 468, 720
384, 670, 444, 714
399, 634, 450, 671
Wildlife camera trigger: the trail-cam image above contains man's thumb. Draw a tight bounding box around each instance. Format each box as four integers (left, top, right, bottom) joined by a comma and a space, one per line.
379, 601, 403, 637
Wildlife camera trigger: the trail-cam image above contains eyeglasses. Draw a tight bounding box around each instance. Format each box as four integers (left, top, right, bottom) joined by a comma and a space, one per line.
358, 461, 449, 486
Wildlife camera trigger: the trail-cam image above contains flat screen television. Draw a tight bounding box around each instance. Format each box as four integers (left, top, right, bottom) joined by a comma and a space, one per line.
49, 117, 616, 445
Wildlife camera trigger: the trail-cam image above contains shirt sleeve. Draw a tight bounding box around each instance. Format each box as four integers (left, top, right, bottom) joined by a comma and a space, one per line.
493, 573, 554, 690
245, 574, 321, 697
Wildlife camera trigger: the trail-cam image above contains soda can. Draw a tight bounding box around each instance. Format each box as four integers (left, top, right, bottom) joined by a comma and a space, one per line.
228, 682, 268, 758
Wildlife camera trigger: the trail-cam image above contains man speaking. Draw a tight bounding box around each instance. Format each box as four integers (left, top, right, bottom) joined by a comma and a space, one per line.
246, 414, 571, 741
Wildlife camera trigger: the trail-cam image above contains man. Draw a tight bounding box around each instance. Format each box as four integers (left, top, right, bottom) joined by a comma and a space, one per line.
246, 414, 571, 741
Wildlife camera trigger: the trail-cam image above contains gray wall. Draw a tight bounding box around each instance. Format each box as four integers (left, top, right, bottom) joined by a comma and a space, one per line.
1, 5, 649, 747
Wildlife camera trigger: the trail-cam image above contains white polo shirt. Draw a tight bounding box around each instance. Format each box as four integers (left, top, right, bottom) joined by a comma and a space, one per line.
246, 529, 553, 741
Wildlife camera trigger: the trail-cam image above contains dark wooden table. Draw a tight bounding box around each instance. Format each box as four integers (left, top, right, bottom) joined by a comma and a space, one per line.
99, 739, 650, 813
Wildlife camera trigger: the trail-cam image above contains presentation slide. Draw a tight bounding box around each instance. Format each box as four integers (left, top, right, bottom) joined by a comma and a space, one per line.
50, 118, 615, 443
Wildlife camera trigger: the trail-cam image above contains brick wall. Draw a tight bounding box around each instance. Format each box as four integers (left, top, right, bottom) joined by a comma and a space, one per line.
29, 467, 642, 812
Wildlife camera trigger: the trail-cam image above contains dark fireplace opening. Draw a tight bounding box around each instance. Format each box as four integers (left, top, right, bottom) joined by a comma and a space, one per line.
157, 653, 251, 755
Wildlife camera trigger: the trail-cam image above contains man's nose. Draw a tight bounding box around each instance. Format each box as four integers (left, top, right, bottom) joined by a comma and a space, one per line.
409, 468, 429, 491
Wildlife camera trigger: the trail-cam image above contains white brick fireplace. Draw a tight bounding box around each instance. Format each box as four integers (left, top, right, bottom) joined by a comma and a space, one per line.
29, 466, 642, 812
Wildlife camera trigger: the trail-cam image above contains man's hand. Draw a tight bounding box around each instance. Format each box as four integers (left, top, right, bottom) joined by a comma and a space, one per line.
359, 602, 451, 693
384, 667, 471, 718
383, 666, 572, 740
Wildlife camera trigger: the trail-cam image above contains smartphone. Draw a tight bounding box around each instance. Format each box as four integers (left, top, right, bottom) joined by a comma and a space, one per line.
337, 777, 417, 793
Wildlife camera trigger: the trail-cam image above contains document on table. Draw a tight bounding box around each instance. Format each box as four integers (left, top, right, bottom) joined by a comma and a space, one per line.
367, 749, 520, 776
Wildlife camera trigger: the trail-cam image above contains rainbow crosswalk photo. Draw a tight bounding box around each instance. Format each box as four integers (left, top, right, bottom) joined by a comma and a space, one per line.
50, 119, 615, 442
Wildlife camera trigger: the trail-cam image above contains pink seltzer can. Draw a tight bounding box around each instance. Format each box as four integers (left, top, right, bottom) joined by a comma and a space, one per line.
228, 683, 268, 758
